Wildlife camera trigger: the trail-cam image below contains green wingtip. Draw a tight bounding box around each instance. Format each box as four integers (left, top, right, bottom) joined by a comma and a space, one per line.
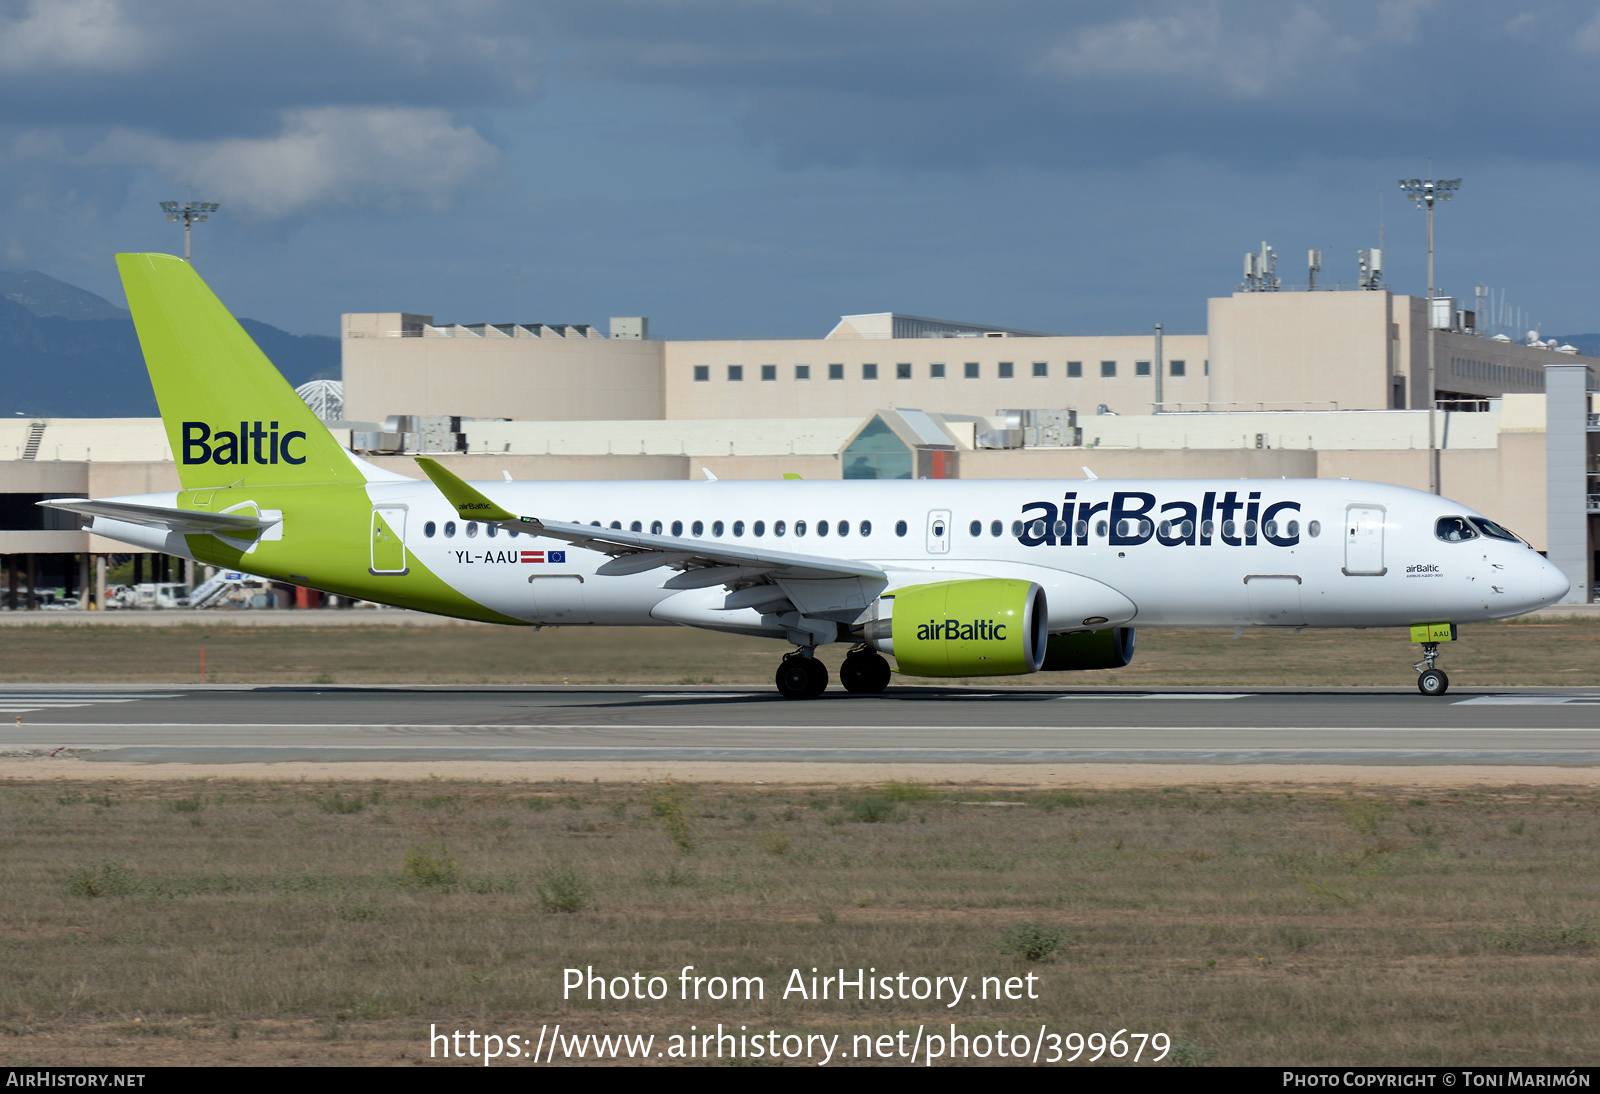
782, 473, 803, 480
414, 457, 518, 522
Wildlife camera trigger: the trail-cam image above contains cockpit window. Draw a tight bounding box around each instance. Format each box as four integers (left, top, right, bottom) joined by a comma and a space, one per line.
1470, 517, 1522, 543
1435, 516, 1478, 543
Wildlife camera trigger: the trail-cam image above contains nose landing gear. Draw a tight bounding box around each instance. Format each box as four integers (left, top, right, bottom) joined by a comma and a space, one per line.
1414, 643, 1449, 696
776, 650, 829, 699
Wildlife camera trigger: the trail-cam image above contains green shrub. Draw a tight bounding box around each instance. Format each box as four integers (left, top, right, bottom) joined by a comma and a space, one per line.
997, 921, 1067, 962
315, 792, 365, 815
66, 860, 137, 898
848, 795, 897, 823
165, 796, 204, 814
403, 842, 458, 889
880, 780, 938, 803
649, 784, 699, 853
537, 865, 593, 913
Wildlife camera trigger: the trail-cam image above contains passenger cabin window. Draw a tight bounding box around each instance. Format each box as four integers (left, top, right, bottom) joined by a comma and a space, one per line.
894, 520, 908, 537
444, 521, 457, 538
1436, 516, 1478, 543
969, 520, 982, 537
837, 520, 849, 537
859, 521, 871, 537
671, 520, 683, 536
424, 521, 436, 538
733, 520, 745, 536
650, 520, 663, 535
774, 520, 787, 537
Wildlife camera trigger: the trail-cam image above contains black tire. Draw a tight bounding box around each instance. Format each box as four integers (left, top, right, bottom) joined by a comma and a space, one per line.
1417, 668, 1449, 696
804, 656, 830, 698
839, 652, 891, 694
775, 657, 815, 699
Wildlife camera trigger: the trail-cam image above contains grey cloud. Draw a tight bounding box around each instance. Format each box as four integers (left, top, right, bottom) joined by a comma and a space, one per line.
536, 0, 1600, 169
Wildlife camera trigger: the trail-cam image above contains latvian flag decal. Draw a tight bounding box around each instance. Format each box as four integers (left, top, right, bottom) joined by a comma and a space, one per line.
521, 550, 566, 563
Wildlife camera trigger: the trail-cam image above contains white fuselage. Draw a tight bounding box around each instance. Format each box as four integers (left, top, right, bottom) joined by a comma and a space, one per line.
92, 476, 1570, 636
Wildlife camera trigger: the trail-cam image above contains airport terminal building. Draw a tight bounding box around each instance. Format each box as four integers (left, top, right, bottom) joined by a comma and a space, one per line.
3, 284, 1596, 607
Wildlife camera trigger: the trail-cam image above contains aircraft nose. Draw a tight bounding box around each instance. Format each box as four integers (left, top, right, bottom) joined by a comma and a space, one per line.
1538, 557, 1571, 605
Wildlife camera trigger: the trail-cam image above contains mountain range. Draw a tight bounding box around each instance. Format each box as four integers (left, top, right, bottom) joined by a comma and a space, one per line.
0, 270, 338, 418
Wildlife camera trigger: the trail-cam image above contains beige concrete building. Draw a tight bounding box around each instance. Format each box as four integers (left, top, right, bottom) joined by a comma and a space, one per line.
340, 293, 1585, 426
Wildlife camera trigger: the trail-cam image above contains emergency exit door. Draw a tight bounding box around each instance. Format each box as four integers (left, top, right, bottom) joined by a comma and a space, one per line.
926, 510, 951, 554
370, 507, 409, 575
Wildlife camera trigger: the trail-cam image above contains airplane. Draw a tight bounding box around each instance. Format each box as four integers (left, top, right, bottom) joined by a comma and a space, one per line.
42, 253, 1570, 699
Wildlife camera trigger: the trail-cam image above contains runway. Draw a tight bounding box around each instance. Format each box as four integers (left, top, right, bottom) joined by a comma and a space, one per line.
2, 684, 1599, 765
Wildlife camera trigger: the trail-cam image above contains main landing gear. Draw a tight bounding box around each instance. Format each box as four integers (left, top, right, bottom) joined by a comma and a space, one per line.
839, 646, 891, 694
1414, 643, 1449, 697
776, 650, 829, 699
775, 647, 892, 699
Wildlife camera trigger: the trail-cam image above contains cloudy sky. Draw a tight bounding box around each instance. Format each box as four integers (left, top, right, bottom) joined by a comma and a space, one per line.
3, 0, 1598, 338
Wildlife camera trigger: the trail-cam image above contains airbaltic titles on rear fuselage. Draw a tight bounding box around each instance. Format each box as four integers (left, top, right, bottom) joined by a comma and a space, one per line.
1020, 489, 1304, 548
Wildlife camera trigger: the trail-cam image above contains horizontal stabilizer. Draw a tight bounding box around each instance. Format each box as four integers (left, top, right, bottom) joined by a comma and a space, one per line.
38, 498, 276, 534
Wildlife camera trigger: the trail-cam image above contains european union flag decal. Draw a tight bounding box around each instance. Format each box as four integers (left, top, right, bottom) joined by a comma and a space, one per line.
548, 550, 566, 563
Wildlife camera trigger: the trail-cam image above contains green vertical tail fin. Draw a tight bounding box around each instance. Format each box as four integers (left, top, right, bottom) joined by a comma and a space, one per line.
116, 253, 363, 490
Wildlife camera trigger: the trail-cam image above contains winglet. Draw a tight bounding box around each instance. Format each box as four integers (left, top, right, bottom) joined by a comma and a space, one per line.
415, 457, 522, 523
1081, 466, 1098, 480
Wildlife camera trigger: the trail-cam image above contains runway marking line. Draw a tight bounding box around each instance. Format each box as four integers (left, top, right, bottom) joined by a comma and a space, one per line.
10, 723, 1600, 733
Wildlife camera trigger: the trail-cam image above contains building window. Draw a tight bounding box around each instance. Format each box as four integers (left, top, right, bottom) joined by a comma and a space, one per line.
862, 363, 878, 380
998, 361, 1014, 379
1136, 360, 1151, 376
1032, 362, 1048, 377
843, 415, 912, 480
930, 363, 946, 378
1067, 361, 1082, 378
896, 363, 912, 379
1204, 359, 1209, 376
1101, 360, 1116, 377
1170, 360, 1186, 377
760, 364, 776, 381
828, 363, 844, 380
727, 365, 743, 381
964, 362, 980, 379
693, 366, 709, 382
795, 364, 810, 380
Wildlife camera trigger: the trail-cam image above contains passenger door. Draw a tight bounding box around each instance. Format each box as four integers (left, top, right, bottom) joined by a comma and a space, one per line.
1343, 505, 1386, 576
926, 509, 951, 554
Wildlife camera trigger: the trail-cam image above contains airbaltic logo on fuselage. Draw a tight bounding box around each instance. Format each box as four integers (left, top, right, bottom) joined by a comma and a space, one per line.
917, 619, 1007, 642
1018, 490, 1303, 548
182, 422, 307, 466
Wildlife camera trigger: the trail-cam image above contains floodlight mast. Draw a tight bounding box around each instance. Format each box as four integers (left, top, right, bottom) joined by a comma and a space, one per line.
1398, 175, 1460, 495
158, 200, 220, 262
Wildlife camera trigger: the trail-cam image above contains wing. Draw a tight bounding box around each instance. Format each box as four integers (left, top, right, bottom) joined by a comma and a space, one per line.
414, 458, 886, 617
38, 498, 276, 535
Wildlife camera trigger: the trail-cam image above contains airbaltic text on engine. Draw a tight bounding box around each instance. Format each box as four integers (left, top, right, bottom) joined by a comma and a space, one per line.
182, 421, 308, 466
918, 619, 1008, 641
1019, 490, 1301, 547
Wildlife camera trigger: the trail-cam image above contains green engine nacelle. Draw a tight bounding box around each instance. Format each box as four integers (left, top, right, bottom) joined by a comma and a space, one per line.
877, 579, 1048, 677
1041, 627, 1136, 671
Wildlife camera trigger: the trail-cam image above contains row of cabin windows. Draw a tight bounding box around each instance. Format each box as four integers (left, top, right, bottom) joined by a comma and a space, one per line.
980, 518, 1319, 540
691, 361, 1195, 382
419, 515, 1319, 543
422, 519, 881, 540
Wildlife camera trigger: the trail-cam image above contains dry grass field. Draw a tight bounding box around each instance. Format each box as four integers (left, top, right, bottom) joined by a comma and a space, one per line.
1, 616, 1598, 687
1, 777, 1598, 1066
